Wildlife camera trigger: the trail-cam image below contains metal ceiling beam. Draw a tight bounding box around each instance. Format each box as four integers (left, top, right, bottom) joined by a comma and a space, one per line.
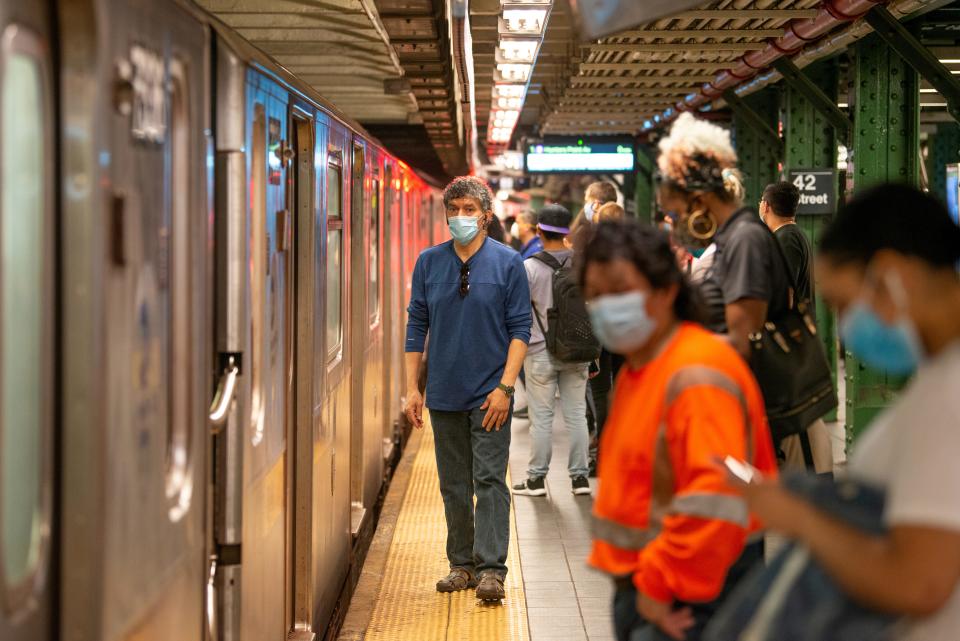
564, 87, 690, 96
722, 89, 783, 152
570, 75, 716, 85
605, 29, 785, 39
587, 43, 767, 53
772, 58, 852, 136
580, 62, 734, 72
673, 9, 819, 19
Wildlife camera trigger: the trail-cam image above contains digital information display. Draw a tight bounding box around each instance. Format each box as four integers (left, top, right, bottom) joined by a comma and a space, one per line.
525, 138, 636, 173
946, 164, 959, 226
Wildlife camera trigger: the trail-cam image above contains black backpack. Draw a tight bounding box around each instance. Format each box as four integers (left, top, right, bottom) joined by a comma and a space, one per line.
531, 252, 601, 363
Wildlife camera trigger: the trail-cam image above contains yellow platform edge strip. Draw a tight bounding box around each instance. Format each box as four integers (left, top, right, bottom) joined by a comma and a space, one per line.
362, 422, 529, 641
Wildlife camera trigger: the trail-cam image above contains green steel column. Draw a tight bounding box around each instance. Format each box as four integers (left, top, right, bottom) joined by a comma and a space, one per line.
635, 148, 656, 223
782, 58, 840, 422
732, 88, 781, 206
927, 122, 960, 201
848, 34, 920, 440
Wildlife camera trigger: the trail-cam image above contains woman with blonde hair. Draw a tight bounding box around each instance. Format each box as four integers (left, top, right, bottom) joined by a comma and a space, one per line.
656, 112, 832, 475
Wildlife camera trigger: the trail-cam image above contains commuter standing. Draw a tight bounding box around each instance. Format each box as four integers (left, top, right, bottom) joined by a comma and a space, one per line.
581, 220, 778, 641
512, 205, 593, 498
737, 184, 960, 641
404, 176, 532, 602
515, 210, 543, 259
656, 113, 832, 474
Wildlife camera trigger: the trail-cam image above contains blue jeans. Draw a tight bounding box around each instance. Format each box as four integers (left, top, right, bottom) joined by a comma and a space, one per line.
429, 407, 512, 577
524, 350, 590, 479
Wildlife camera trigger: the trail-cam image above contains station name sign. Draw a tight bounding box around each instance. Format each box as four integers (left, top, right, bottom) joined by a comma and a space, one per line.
525, 138, 635, 174
787, 168, 837, 215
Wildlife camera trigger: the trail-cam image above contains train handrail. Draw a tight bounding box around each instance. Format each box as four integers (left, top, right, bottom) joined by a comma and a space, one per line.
209, 356, 239, 429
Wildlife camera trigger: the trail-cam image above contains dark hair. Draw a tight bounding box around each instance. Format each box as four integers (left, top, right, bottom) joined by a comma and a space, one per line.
819, 183, 960, 269
586, 181, 617, 204
577, 219, 703, 323
762, 181, 800, 218
538, 203, 572, 241
486, 215, 506, 243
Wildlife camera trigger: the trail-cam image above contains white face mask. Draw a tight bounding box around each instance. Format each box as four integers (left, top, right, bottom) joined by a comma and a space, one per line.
510, 222, 520, 238
584, 201, 597, 222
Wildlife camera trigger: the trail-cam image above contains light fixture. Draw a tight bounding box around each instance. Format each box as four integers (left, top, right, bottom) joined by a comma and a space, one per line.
493, 84, 525, 98
496, 63, 532, 83
497, 39, 538, 63
493, 109, 520, 121
496, 96, 523, 109
501, 8, 548, 34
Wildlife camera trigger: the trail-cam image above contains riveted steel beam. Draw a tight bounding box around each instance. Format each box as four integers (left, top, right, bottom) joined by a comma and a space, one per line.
865, 6, 960, 122
723, 89, 782, 154
774, 58, 851, 136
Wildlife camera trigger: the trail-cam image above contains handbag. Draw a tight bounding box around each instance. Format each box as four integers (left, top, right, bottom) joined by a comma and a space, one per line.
748, 228, 837, 444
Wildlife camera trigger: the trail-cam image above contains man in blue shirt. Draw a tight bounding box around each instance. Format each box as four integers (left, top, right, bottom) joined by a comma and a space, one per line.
404, 176, 531, 602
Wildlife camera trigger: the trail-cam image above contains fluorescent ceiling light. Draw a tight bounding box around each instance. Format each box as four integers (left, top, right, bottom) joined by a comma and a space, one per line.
493, 109, 520, 121
498, 39, 538, 63
497, 96, 523, 109
493, 84, 525, 98
497, 63, 532, 82
502, 9, 547, 34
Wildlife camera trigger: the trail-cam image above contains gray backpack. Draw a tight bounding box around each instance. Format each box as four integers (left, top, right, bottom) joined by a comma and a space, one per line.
531, 252, 601, 363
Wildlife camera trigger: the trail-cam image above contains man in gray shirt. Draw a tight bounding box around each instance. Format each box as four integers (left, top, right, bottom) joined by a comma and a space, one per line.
512, 205, 592, 498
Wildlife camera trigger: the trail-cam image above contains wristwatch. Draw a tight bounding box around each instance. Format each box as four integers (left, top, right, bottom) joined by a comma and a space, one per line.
497, 383, 515, 397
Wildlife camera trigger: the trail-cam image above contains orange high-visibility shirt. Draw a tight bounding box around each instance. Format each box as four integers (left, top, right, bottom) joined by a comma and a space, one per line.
588, 322, 778, 604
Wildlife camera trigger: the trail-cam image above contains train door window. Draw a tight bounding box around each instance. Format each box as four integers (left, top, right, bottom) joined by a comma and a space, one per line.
368, 179, 380, 326
0, 25, 52, 608
326, 159, 343, 363
250, 103, 267, 445
165, 59, 192, 522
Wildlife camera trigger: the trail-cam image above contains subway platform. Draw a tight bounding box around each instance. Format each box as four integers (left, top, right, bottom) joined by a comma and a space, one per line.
338, 406, 615, 641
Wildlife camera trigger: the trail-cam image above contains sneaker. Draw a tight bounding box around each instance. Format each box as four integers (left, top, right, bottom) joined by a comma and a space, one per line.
588, 457, 598, 478
571, 476, 591, 495
436, 567, 477, 593
512, 476, 546, 496
475, 571, 505, 602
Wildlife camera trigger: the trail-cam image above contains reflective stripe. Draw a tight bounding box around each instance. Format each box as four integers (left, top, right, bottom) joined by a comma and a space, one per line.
665, 364, 755, 463
592, 515, 657, 550
669, 493, 749, 527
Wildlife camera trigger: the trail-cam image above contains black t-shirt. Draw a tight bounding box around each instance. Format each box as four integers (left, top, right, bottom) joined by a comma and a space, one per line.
700, 208, 792, 332
774, 223, 813, 305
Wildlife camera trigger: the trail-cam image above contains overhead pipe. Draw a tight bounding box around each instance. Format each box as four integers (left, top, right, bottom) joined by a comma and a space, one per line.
651, 0, 889, 124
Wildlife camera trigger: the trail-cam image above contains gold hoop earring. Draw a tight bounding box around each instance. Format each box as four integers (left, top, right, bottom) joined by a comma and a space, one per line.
687, 210, 718, 240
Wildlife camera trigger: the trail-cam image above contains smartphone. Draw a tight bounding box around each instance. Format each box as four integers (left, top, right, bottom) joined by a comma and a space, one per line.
723, 455, 759, 484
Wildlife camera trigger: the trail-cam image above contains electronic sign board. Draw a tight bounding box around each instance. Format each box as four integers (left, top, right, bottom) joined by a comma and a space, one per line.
525, 138, 635, 174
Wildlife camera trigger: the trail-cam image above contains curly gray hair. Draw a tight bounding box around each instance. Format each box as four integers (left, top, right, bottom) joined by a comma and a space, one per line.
443, 176, 495, 213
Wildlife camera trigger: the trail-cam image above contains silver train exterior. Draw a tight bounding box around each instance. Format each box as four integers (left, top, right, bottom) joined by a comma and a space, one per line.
0, 1, 445, 640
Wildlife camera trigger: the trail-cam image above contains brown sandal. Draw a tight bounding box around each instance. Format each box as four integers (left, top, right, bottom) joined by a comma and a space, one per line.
475, 572, 505, 602
436, 567, 477, 593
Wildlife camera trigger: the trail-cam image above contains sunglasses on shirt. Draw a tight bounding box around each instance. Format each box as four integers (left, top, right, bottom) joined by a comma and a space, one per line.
459, 264, 470, 298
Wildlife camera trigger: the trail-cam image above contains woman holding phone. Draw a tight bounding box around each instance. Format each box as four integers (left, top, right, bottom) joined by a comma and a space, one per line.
580, 219, 778, 641
736, 184, 960, 641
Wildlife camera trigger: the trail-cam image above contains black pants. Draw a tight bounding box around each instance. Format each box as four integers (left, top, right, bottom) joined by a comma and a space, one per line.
612, 541, 763, 641
589, 349, 625, 440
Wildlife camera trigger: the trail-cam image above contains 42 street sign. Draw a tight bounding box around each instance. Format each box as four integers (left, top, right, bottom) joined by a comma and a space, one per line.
787, 169, 838, 215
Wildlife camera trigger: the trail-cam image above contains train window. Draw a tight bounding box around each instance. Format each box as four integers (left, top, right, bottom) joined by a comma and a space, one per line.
326, 161, 343, 362
368, 179, 380, 325
0, 27, 52, 606
165, 60, 192, 522
250, 103, 267, 445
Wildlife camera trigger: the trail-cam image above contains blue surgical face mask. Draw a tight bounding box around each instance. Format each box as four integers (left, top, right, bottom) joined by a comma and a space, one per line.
448, 215, 480, 245
584, 201, 597, 222
839, 272, 924, 376
587, 291, 656, 355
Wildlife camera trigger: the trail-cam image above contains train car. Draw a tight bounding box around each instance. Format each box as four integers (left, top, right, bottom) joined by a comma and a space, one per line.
0, 1, 447, 641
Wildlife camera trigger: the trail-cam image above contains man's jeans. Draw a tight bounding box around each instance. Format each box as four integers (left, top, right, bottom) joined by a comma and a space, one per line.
429, 407, 512, 577
525, 350, 590, 479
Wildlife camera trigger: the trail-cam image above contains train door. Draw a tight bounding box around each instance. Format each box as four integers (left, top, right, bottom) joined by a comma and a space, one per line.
0, 4, 54, 641
381, 164, 397, 458
238, 72, 290, 641
315, 120, 351, 627
288, 108, 315, 640
348, 142, 367, 534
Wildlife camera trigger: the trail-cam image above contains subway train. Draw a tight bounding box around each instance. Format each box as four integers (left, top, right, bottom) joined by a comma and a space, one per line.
0, 1, 446, 640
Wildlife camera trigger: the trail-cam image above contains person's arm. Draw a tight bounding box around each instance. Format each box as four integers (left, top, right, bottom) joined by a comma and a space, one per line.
725, 298, 768, 359
741, 482, 960, 616
404, 258, 428, 429
777, 230, 805, 289
481, 255, 531, 430
635, 383, 755, 638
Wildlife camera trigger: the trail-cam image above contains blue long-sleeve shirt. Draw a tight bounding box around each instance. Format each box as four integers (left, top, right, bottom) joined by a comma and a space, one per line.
406, 238, 532, 411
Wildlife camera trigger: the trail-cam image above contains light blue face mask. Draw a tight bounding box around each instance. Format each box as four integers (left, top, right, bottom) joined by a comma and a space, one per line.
839, 273, 924, 376
584, 201, 597, 222
587, 291, 656, 355
448, 215, 480, 245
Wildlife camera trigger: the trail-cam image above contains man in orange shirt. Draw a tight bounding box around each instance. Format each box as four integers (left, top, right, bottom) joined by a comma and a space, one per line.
579, 220, 778, 641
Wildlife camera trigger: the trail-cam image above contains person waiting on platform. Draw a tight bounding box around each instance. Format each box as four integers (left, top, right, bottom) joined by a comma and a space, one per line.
512, 204, 593, 498
514, 210, 543, 259
656, 113, 832, 475
404, 176, 532, 602
736, 184, 960, 641
580, 220, 778, 641
595, 201, 626, 222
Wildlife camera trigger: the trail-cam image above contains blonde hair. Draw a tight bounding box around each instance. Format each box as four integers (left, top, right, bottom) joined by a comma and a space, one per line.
657, 113, 742, 202
595, 202, 625, 222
